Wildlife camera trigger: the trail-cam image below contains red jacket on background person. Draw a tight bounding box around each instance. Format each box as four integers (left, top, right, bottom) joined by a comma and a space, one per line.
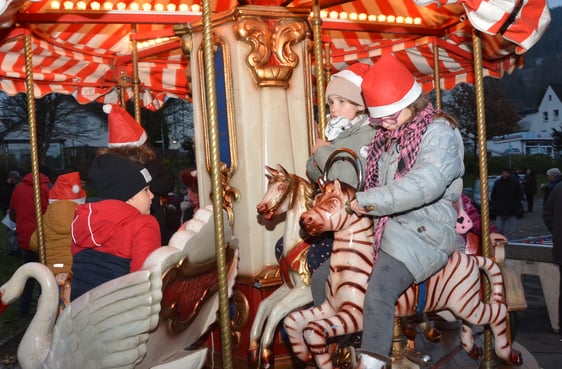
71, 200, 160, 272
9, 172, 51, 251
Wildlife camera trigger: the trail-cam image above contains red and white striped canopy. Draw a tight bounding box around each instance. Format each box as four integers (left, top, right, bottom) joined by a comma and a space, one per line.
0, 0, 551, 107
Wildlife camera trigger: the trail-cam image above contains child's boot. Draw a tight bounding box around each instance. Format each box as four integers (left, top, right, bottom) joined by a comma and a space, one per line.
356, 349, 391, 369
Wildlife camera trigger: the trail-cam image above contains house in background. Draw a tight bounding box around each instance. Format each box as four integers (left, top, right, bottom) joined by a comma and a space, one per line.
487, 83, 562, 158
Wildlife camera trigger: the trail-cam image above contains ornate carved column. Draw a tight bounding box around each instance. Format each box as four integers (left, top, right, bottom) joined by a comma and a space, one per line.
186, 5, 313, 277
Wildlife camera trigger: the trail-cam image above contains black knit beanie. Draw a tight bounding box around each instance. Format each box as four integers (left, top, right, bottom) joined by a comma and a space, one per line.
88, 153, 152, 201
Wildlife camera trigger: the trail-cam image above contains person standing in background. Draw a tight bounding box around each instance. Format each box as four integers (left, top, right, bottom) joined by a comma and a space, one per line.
30, 172, 86, 311
541, 167, 562, 204
490, 168, 522, 240
523, 168, 537, 212
9, 167, 52, 315
0, 170, 21, 215
0, 170, 21, 256
542, 176, 562, 342
179, 168, 199, 223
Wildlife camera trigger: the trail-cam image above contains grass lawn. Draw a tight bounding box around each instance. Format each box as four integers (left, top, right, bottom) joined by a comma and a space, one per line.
0, 225, 33, 348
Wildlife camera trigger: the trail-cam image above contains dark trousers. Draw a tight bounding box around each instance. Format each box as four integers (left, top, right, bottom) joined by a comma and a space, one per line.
559, 264, 562, 337
311, 250, 415, 356
361, 251, 414, 355
525, 192, 535, 212
19, 249, 39, 316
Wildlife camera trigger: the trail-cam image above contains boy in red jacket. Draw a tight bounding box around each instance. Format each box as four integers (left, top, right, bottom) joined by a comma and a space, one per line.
70, 153, 161, 301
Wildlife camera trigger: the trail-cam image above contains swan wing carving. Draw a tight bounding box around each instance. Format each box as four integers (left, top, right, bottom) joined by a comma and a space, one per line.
45, 269, 162, 369
0, 205, 239, 369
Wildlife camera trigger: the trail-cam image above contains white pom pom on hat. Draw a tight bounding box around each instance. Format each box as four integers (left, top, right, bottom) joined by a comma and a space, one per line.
49, 172, 87, 204
104, 103, 148, 147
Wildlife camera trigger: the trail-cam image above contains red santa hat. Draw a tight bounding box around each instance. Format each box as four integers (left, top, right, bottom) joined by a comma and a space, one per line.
325, 62, 370, 106
49, 172, 87, 204
103, 104, 148, 147
361, 54, 422, 118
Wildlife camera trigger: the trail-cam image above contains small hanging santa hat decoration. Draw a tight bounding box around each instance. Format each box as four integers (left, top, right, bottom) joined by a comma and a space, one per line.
361, 54, 422, 118
103, 104, 148, 147
325, 62, 370, 106
49, 172, 87, 204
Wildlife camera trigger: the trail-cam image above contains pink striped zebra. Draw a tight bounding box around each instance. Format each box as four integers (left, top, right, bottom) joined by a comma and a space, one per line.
284, 180, 522, 368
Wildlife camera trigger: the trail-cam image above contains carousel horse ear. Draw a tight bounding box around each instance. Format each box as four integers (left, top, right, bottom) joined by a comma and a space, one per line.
333, 179, 342, 193
277, 164, 289, 176
265, 165, 277, 176
265, 165, 277, 179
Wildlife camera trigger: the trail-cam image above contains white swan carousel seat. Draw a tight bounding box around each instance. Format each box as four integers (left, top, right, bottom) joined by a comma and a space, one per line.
0, 205, 239, 369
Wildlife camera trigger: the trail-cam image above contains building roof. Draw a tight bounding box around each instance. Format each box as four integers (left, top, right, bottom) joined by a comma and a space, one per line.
550, 83, 562, 101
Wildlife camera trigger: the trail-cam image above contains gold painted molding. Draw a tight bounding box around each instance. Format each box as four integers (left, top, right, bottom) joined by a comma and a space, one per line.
235, 15, 308, 88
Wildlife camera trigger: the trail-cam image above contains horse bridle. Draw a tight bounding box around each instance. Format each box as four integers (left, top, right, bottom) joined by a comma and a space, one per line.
322, 148, 364, 192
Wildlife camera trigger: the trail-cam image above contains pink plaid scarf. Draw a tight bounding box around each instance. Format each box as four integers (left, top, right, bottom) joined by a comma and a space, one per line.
364, 103, 435, 254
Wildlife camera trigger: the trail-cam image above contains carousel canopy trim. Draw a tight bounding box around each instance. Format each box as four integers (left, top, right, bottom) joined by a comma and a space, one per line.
0, 0, 552, 108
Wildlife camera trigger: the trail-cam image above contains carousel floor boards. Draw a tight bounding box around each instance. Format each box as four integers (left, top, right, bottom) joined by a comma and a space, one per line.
394, 323, 540, 369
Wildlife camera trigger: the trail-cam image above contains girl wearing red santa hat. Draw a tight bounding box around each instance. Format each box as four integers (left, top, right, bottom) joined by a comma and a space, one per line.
341, 54, 465, 368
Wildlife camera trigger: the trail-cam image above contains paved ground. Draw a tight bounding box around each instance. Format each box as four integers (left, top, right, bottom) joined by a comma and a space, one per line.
0, 198, 558, 369
499, 198, 562, 369
516, 275, 562, 369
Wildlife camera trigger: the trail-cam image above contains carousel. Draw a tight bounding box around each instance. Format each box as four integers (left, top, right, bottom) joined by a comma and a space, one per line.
0, 0, 553, 368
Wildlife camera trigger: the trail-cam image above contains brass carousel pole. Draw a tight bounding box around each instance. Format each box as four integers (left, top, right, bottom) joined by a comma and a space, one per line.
472, 28, 496, 369
312, 0, 327, 140
200, 0, 232, 368
131, 24, 142, 122
23, 32, 46, 264
432, 39, 442, 110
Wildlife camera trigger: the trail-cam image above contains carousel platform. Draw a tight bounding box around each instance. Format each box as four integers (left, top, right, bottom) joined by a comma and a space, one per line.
205, 272, 562, 369
206, 322, 544, 369
390, 321, 541, 369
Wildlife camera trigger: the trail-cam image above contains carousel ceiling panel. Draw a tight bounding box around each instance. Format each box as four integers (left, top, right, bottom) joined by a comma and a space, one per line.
0, 0, 551, 107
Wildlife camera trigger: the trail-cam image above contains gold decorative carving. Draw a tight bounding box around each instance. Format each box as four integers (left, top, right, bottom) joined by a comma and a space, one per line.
160, 246, 236, 333
220, 161, 240, 227
229, 289, 249, 348
235, 16, 307, 88
196, 34, 240, 227
236, 265, 283, 290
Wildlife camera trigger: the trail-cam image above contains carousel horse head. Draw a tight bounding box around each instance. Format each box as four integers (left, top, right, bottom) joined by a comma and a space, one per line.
300, 179, 358, 236
256, 164, 315, 221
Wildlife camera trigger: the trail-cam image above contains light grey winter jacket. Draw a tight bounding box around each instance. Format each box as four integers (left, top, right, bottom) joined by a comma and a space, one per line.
355, 117, 464, 282
306, 114, 375, 189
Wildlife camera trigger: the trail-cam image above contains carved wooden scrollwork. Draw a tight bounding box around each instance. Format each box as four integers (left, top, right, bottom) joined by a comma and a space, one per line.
160, 246, 236, 333
235, 16, 307, 88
